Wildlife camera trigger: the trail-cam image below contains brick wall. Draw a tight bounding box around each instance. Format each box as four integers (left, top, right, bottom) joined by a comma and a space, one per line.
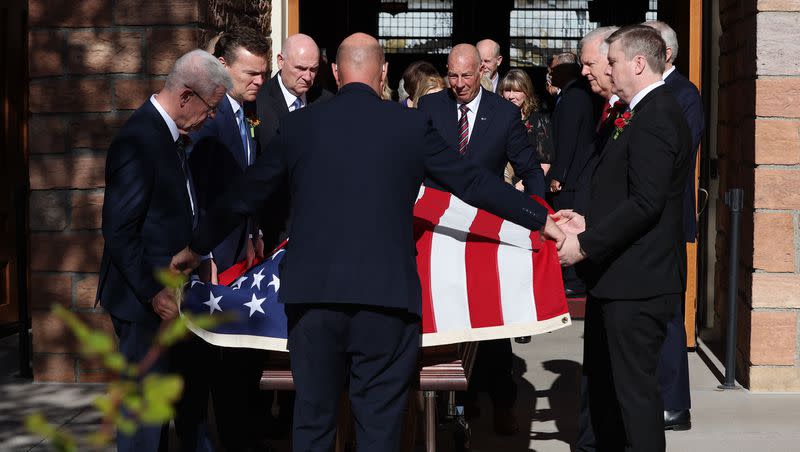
28, 0, 271, 382
715, 0, 800, 391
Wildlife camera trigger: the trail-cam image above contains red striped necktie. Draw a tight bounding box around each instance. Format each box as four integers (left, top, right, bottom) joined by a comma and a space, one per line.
458, 103, 470, 155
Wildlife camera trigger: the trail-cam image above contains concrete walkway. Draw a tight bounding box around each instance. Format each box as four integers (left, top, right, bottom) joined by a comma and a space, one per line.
2, 321, 799, 451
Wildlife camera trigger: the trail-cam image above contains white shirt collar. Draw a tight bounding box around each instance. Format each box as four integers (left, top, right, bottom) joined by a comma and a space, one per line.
491, 73, 499, 92
277, 72, 307, 111
460, 87, 483, 113
629, 80, 665, 111
662, 66, 676, 80
607, 94, 620, 107
150, 94, 180, 142
226, 93, 242, 117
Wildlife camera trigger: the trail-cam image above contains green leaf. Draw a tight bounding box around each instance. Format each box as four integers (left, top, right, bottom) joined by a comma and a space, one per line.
103, 351, 128, 373
122, 393, 143, 414
92, 395, 114, 416
156, 317, 190, 347
86, 430, 113, 447
25, 413, 54, 436
81, 331, 115, 355
52, 305, 90, 341
155, 268, 188, 290
139, 401, 174, 424
115, 416, 137, 435
142, 374, 183, 403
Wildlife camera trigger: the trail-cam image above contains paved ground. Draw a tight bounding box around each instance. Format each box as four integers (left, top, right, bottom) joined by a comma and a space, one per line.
3, 321, 800, 451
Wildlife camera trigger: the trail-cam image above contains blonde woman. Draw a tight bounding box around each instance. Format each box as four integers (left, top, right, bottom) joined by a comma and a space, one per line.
411, 75, 446, 107
498, 69, 554, 186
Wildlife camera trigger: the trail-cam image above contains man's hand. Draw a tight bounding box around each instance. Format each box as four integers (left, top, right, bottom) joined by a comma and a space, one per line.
254, 236, 266, 260
170, 246, 202, 274
198, 258, 218, 284
246, 238, 256, 268
151, 288, 178, 320
549, 179, 562, 193
558, 233, 587, 267
541, 215, 566, 250
553, 209, 586, 235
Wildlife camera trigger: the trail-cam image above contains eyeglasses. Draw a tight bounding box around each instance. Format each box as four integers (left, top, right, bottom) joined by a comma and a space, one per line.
187, 86, 217, 116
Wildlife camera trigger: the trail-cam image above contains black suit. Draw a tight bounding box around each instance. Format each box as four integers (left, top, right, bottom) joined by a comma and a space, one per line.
417, 87, 547, 415
252, 73, 334, 250
97, 99, 211, 452
188, 95, 267, 450
577, 85, 692, 451
657, 69, 704, 415
417, 87, 546, 197
549, 78, 598, 209
191, 82, 549, 450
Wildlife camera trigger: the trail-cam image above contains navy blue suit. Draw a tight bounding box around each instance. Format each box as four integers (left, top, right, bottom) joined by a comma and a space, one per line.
658, 70, 704, 414
191, 82, 549, 450
188, 95, 269, 450
549, 79, 598, 210
97, 99, 211, 452
417, 87, 546, 197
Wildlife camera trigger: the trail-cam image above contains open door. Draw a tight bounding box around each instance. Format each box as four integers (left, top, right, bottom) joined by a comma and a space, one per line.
0, 0, 28, 333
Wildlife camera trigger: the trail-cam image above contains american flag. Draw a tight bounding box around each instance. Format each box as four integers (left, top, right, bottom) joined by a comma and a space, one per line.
182, 186, 571, 350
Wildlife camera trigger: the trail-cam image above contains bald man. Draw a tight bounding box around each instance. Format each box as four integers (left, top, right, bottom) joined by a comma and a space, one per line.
254, 33, 334, 250
418, 43, 547, 435
171, 32, 563, 451
477, 38, 503, 92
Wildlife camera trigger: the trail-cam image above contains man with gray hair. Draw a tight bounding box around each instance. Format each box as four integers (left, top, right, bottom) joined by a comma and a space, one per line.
645, 19, 704, 432
477, 38, 503, 92
97, 48, 230, 452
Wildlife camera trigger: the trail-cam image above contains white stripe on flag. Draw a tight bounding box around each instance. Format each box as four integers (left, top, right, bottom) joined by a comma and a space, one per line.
497, 220, 538, 324
416, 185, 426, 204
429, 196, 477, 332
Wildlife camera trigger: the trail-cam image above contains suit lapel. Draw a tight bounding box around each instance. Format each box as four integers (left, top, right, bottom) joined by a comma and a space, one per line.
218, 96, 248, 170
469, 90, 496, 154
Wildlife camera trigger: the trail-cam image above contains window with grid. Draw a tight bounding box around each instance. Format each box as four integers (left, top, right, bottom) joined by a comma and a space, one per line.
510, 0, 658, 67
378, 0, 454, 54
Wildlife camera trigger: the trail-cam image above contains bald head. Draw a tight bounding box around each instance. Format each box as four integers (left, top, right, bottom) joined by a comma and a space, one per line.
476, 39, 503, 80
447, 44, 482, 103
449, 44, 481, 72
333, 33, 386, 93
278, 33, 320, 96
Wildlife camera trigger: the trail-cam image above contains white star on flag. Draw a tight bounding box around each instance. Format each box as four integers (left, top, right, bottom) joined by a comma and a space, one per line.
243, 293, 266, 317
267, 274, 280, 293
251, 268, 266, 290
203, 290, 223, 314
232, 276, 247, 290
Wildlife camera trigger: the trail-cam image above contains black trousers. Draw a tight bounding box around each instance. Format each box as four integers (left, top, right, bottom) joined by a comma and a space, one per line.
656, 299, 691, 411
286, 304, 420, 452
584, 294, 676, 452
467, 338, 517, 409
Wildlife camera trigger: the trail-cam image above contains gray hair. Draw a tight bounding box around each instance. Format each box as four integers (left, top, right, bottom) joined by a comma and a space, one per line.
164, 49, 232, 97
643, 20, 678, 63
579, 26, 620, 56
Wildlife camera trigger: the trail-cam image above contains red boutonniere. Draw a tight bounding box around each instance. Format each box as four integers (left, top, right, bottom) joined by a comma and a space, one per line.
524, 118, 533, 133
612, 110, 633, 140
245, 114, 261, 138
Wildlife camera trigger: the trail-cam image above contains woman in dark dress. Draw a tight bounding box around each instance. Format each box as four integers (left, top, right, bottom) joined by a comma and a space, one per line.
498, 69, 555, 189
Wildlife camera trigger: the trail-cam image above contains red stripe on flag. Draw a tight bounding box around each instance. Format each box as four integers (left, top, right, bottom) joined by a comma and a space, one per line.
465, 209, 505, 328
529, 196, 569, 320
413, 188, 452, 334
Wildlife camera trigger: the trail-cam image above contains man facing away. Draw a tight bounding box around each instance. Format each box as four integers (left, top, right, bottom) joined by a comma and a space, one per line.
171, 32, 564, 451
97, 49, 230, 452
558, 25, 692, 451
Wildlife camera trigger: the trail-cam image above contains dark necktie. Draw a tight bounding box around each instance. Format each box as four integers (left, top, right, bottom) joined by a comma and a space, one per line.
458, 103, 470, 155
176, 135, 198, 230
236, 108, 250, 166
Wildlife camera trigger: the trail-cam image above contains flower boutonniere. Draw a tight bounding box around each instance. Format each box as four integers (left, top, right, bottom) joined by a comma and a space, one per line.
246, 115, 261, 138
612, 110, 633, 140
523, 118, 533, 134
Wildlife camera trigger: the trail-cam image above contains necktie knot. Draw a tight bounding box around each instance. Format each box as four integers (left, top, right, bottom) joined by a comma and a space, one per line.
291, 97, 303, 111
236, 107, 245, 122
459, 104, 470, 115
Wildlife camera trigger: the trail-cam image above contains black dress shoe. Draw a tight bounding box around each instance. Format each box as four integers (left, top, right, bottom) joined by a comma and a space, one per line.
565, 288, 586, 298
664, 409, 691, 431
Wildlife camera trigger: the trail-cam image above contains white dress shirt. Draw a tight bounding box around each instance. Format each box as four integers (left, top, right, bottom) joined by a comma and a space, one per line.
150, 94, 196, 217
491, 73, 499, 92
629, 80, 665, 111
277, 73, 306, 111
456, 87, 484, 142
227, 93, 252, 165
662, 66, 676, 81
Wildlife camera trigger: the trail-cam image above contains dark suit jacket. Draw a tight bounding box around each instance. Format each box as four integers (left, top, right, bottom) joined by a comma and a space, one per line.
665, 69, 705, 242
416, 88, 546, 197
549, 79, 597, 207
188, 95, 255, 272
97, 100, 194, 325
192, 82, 549, 316
578, 85, 692, 300
251, 73, 334, 250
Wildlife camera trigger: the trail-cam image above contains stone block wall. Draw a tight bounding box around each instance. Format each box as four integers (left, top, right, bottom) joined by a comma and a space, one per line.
715, 0, 800, 391
27, 0, 271, 382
